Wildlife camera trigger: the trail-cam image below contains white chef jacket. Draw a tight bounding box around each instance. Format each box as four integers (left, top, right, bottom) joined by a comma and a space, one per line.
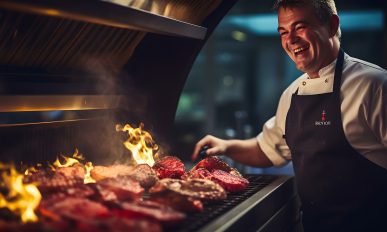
257, 53, 387, 170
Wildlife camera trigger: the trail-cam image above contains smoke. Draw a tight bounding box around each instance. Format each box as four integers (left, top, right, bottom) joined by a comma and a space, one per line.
77, 57, 153, 165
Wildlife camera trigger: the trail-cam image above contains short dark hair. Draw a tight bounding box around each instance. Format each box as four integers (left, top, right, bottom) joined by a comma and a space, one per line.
273, 0, 341, 39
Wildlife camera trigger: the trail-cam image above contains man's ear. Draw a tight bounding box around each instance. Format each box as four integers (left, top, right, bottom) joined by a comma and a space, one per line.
329, 14, 340, 37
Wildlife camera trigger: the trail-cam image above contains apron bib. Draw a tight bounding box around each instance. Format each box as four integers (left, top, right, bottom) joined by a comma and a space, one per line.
285, 49, 387, 231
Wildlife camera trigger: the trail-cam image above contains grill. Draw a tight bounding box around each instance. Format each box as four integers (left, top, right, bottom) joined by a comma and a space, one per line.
176, 175, 297, 232
0, 1, 299, 231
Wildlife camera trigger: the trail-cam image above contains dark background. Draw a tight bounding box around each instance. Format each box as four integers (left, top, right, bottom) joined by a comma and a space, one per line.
174, 0, 387, 174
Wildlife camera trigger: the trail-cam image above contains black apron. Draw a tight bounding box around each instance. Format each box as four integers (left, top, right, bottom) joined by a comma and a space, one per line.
285, 49, 387, 232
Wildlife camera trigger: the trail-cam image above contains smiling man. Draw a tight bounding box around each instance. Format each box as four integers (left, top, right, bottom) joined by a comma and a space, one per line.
192, 0, 387, 231
277, 1, 340, 78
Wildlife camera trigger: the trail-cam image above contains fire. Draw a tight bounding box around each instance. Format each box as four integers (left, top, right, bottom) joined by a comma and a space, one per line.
0, 163, 41, 223
84, 162, 96, 184
51, 149, 83, 169
50, 149, 96, 184
116, 122, 158, 167
24, 163, 42, 176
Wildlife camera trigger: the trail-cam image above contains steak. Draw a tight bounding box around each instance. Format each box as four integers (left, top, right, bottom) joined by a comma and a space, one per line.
127, 164, 158, 189
25, 169, 89, 196
149, 178, 226, 201
210, 169, 249, 192
55, 165, 85, 179
91, 164, 158, 189
149, 192, 204, 213
97, 176, 144, 201
91, 164, 135, 181
40, 197, 110, 222
152, 156, 185, 179
116, 201, 186, 226
192, 156, 243, 177
185, 157, 250, 192
181, 167, 212, 180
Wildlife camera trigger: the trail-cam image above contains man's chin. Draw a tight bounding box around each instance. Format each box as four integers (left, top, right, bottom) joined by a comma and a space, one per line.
295, 63, 308, 73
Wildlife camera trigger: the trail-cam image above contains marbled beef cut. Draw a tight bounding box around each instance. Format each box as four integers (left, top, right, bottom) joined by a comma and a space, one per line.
91, 164, 134, 181
192, 156, 242, 177
181, 167, 212, 180
149, 191, 204, 213
210, 169, 249, 192
149, 178, 226, 201
117, 201, 186, 226
152, 156, 185, 179
97, 176, 144, 201
127, 164, 159, 189
40, 197, 110, 222
186, 157, 250, 192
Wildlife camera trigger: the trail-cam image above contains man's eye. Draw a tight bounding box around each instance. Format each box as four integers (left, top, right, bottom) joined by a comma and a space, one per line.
279, 31, 288, 37
296, 25, 305, 30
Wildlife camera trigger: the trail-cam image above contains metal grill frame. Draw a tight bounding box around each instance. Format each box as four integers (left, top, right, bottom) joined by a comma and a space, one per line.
171, 175, 298, 232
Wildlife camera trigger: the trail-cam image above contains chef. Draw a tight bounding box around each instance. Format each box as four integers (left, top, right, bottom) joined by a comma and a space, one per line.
191, 0, 387, 231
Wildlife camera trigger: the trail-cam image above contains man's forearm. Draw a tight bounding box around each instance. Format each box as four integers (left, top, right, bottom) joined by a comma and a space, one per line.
225, 138, 274, 167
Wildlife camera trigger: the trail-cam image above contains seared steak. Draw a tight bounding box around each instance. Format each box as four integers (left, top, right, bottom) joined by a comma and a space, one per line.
55, 165, 85, 179
117, 201, 186, 225
40, 197, 110, 222
149, 178, 226, 201
192, 156, 242, 177
210, 169, 249, 192
152, 156, 185, 179
149, 192, 204, 213
127, 164, 158, 189
97, 176, 144, 201
91, 164, 134, 181
185, 157, 250, 192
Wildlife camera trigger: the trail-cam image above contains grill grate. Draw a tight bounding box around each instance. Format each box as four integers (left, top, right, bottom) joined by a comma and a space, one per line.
172, 174, 278, 232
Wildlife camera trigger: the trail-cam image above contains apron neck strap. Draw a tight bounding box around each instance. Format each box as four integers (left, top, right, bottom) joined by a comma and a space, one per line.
333, 48, 345, 93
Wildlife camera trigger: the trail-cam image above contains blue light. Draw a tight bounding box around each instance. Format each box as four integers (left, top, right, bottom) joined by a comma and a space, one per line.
225, 11, 384, 36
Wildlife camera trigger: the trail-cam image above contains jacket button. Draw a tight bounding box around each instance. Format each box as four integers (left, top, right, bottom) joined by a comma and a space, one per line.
302, 81, 306, 86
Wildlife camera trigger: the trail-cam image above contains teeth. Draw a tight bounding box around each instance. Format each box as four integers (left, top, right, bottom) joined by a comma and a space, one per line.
294, 46, 307, 54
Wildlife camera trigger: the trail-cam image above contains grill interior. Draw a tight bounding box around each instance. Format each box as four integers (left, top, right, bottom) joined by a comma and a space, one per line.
0, 0, 239, 163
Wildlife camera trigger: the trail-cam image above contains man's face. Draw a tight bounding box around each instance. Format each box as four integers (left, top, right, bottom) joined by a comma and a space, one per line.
277, 5, 334, 77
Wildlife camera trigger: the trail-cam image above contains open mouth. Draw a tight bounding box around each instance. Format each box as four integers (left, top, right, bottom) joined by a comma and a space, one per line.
293, 45, 309, 56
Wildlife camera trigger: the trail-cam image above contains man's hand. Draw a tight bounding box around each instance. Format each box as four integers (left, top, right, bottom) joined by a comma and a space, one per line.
191, 135, 273, 167
191, 135, 228, 161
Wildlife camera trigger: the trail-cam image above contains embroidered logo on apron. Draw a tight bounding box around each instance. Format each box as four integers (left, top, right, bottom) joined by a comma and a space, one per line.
315, 110, 331, 126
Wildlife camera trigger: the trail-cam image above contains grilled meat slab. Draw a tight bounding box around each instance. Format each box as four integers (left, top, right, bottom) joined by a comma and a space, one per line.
152, 156, 185, 179
117, 200, 186, 226
97, 176, 144, 201
186, 157, 250, 192
191, 156, 242, 177
91, 164, 135, 181
150, 178, 226, 201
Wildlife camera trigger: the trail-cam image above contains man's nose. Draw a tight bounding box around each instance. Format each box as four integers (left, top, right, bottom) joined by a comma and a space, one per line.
288, 30, 299, 44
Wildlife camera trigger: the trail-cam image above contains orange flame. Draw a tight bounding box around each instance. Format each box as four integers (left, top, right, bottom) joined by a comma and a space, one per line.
51, 149, 83, 169
50, 149, 96, 184
84, 162, 96, 184
116, 123, 158, 167
24, 163, 42, 176
0, 163, 41, 223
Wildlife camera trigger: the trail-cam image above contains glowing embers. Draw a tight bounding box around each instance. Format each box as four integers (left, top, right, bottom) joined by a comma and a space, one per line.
0, 163, 42, 223
116, 123, 159, 167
